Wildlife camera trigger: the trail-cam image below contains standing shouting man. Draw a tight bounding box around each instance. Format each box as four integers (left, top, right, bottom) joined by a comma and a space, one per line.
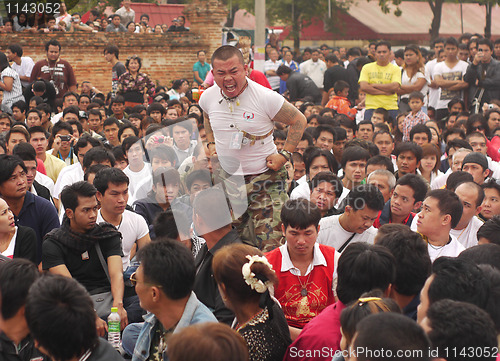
199, 45, 306, 252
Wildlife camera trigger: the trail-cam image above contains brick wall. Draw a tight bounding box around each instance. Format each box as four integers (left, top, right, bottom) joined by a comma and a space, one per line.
0, 0, 228, 95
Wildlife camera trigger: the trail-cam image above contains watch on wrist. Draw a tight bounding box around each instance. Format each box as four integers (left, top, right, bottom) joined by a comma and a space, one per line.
279, 149, 292, 162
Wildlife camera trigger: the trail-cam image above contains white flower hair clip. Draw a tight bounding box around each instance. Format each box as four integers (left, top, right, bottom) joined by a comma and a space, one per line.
241, 255, 274, 293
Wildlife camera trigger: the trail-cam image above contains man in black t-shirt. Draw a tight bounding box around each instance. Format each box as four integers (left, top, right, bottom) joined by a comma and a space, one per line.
42, 181, 128, 335
104, 45, 127, 98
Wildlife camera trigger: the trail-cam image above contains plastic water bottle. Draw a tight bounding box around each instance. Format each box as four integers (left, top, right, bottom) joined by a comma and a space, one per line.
107, 307, 121, 351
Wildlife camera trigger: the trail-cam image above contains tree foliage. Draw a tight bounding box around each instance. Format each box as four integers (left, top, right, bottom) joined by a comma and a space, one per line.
224, 0, 353, 53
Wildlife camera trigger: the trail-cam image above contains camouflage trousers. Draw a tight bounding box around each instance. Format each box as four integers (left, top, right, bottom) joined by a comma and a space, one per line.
215, 166, 289, 252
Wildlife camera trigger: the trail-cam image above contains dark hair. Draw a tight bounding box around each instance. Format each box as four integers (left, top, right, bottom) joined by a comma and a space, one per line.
410, 124, 432, 143
477, 37, 493, 50
153, 209, 191, 240
445, 138, 472, 155
408, 91, 424, 101
167, 323, 248, 361
103, 44, 119, 59
346, 184, 385, 211
44, 39, 61, 52
147, 102, 166, 116
356, 119, 374, 131
185, 169, 212, 191
0, 53, 9, 72
396, 174, 428, 203
213, 244, 278, 304
125, 55, 142, 71
281, 198, 321, 230
25, 275, 98, 361
12, 142, 37, 162
121, 135, 142, 154
313, 124, 335, 141
340, 145, 370, 169
147, 145, 177, 166
7, 43, 23, 57
339, 291, 400, 347
395, 142, 423, 162
137, 239, 195, 299
82, 147, 116, 170
52, 120, 74, 137
62, 91, 79, 103
426, 299, 497, 361
0, 259, 39, 320
303, 148, 338, 176
309, 171, 343, 198
429, 257, 489, 309
442, 127, 466, 143
376, 229, 431, 296
459, 244, 500, 271
0, 155, 27, 185
375, 40, 391, 51
73, 135, 102, 156
477, 216, 500, 246
93, 167, 129, 195
366, 155, 395, 173
336, 243, 396, 304
445, 171, 473, 191
276, 65, 292, 76
354, 313, 431, 361
333, 80, 349, 95
11, 100, 27, 113
84, 164, 109, 182
445, 36, 459, 48
61, 181, 97, 211
426, 189, 463, 229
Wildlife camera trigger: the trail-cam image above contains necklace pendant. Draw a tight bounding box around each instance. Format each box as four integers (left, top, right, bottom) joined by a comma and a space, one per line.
301, 288, 308, 297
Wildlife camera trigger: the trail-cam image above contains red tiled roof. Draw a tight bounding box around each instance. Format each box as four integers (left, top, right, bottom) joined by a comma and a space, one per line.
268, 1, 500, 42
130, 2, 189, 27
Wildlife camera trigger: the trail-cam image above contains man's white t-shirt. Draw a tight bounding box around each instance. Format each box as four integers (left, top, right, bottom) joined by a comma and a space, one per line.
425, 59, 439, 109
427, 235, 465, 263
199, 78, 284, 175
433, 60, 469, 110
123, 163, 152, 204
53, 163, 84, 199
317, 214, 377, 251
11, 57, 35, 88
97, 209, 149, 270
450, 216, 483, 249
35, 171, 55, 195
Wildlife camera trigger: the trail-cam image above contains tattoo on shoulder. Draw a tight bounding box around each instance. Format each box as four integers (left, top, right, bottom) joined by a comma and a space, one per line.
274, 101, 299, 125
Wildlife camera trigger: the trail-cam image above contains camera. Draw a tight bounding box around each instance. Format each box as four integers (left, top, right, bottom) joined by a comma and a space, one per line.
59, 135, 71, 142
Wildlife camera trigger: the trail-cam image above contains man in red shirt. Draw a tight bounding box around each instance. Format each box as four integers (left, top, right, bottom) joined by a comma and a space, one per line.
266, 199, 337, 340
30, 39, 77, 98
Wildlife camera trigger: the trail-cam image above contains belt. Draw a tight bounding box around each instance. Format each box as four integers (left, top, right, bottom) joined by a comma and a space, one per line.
241, 128, 274, 146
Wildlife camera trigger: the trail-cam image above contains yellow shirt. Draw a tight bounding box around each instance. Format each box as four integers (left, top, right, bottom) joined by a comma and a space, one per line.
358, 62, 401, 110
43, 153, 66, 183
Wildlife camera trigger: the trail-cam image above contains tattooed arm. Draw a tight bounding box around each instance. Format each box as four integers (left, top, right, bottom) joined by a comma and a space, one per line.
266, 101, 307, 171
272, 100, 307, 153
203, 111, 217, 156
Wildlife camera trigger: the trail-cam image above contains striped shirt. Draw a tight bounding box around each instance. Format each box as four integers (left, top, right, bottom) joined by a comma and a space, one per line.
1, 67, 24, 109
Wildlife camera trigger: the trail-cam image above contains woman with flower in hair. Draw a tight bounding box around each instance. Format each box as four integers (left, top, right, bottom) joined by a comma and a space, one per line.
213, 243, 291, 361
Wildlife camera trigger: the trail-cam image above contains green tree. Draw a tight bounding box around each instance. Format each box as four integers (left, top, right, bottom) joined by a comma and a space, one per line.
225, 0, 352, 54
